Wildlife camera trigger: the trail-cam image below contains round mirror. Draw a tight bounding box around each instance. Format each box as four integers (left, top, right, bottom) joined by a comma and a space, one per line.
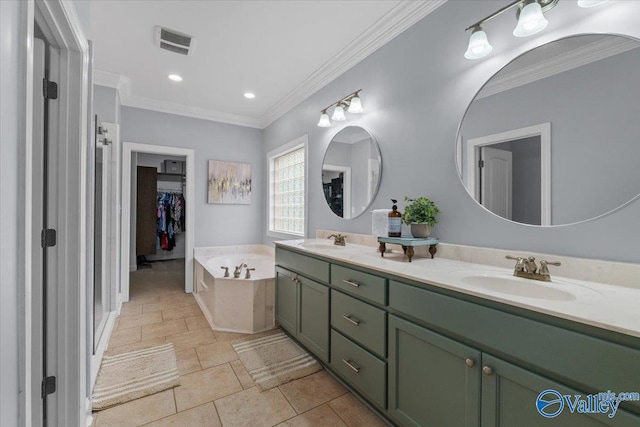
322, 126, 382, 219
456, 34, 640, 226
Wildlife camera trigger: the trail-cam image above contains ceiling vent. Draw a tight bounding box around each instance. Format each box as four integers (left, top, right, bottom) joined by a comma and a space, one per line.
154, 26, 196, 56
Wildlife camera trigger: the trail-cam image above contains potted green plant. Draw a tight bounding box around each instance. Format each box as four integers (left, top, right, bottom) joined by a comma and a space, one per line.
403, 196, 440, 238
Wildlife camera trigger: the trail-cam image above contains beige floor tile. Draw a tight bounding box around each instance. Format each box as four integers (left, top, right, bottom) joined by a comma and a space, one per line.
279, 371, 347, 414
144, 402, 221, 427
165, 328, 217, 352
159, 293, 193, 304
142, 300, 182, 314
120, 304, 143, 317
230, 359, 255, 389
184, 315, 210, 331
161, 304, 203, 321
179, 297, 198, 308
175, 348, 201, 376
196, 342, 238, 369
174, 364, 242, 412
276, 404, 348, 427
212, 330, 253, 343
107, 326, 141, 348
94, 389, 176, 427
141, 319, 187, 341
215, 387, 296, 427
106, 337, 167, 356
328, 393, 387, 427
125, 295, 161, 307
118, 312, 163, 330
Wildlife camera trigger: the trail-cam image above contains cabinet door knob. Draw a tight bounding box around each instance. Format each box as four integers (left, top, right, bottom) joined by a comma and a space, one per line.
342, 359, 360, 373
342, 279, 360, 288
482, 366, 493, 376
342, 315, 360, 326
465, 358, 475, 368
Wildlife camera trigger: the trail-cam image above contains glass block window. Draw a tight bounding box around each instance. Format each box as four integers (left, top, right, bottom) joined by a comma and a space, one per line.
272, 146, 305, 235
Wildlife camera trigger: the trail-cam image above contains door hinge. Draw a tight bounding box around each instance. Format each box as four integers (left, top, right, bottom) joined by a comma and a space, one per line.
479, 160, 485, 168
43, 79, 58, 100
41, 376, 56, 398
41, 229, 57, 248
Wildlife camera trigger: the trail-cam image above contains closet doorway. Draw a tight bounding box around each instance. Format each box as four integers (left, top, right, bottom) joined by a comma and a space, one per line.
121, 143, 195, 303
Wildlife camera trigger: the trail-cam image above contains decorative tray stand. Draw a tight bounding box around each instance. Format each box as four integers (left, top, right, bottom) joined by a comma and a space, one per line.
377, 236, 439, 262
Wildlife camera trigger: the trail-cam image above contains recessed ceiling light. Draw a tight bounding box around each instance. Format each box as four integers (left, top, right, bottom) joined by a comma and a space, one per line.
244, 92, 256, 99
168, 74, 183, 82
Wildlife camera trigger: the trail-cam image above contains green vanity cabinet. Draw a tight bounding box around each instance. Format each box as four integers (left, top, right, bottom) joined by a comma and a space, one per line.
388, 315, 481, 427
297, 275, 330, 362
275, 267, 298, 335
274, 265, 330, 362
481, 354, 640, 427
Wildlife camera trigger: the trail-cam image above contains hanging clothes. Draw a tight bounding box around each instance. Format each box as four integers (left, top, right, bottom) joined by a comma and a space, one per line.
156, 191, 186, 251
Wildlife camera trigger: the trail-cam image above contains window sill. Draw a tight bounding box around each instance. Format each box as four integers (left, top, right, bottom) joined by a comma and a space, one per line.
267, 229, 305, 240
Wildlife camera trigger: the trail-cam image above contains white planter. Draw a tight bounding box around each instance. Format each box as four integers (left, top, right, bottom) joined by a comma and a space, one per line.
410, 223, 431, 238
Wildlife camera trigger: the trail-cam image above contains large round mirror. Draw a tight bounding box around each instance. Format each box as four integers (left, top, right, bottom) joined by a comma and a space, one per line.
456, 34, 640, 226
322, 126, 382, 219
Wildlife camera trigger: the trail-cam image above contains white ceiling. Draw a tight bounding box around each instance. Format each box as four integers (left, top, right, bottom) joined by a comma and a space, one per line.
90, 0, 445, 128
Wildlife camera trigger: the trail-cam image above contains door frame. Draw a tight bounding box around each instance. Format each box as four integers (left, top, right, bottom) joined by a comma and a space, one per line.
322, 164, 351, 219
18, 0, 90, 426
465, 123, 552, 226
121, 142, 195, 302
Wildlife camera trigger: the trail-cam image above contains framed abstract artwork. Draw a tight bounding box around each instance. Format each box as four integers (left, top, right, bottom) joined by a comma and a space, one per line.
207, 160, 252, 204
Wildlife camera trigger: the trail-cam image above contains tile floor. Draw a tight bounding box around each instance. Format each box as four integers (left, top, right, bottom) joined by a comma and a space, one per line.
92, 260, 389, 427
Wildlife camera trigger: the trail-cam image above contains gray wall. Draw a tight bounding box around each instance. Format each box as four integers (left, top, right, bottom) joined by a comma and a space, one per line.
461, 49, 640, 224
121, 107, 264, 248
93, 85, 120, 124
263, 0, 640, 263
1, 2, 22, 423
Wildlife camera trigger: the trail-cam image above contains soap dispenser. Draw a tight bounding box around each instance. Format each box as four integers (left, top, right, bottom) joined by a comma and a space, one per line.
388, 199, 402, 237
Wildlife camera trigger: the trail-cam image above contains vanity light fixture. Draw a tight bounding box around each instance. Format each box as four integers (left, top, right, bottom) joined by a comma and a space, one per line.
463, 0, 614, 59
316, 90, 364, 127
577, 0, 607, 7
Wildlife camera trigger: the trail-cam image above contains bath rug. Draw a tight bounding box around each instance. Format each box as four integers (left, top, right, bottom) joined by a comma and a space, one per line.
92, 343, 180, 410
232, 332, 322, 391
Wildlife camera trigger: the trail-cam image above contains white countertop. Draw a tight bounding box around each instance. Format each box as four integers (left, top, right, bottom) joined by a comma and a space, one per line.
276, 239, 640, 339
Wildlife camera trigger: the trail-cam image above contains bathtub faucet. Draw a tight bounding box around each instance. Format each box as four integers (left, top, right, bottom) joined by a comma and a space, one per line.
220, 266, 230, 278
245, 268, 256, 279
233, 263, 247, 279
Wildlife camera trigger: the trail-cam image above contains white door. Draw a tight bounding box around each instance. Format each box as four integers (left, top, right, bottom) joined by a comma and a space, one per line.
32, 38, 60, 427
480, 146, 513, 220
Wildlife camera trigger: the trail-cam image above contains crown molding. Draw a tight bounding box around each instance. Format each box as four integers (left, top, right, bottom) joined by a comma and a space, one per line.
476, 37, 639, 100
258, 0, 447, 128
124, 95, 263, 129
92, 0, 447, 130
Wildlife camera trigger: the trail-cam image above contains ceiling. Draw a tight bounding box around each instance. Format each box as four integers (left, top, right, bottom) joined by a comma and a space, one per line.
90, 0, 445, 128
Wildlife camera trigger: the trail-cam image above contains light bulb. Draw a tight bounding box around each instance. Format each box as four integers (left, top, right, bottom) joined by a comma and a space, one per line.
577, 0, 607, 7
168, 74, 183, 82
347, 95, 363, 113
332, 105, 346, 121
513, 1, 548, 37
464, 27, 493, 60
317, 112, 331, 127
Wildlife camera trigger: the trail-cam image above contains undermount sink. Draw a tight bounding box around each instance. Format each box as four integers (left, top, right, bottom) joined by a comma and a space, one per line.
297, 242, 343, 250
460, 275, 577, 301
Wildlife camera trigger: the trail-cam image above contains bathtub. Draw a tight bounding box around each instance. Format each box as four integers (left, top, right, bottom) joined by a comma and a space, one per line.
193, 245, 275, 334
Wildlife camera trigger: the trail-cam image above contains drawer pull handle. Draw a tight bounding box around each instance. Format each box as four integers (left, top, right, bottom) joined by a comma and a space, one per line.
465, 358, 475, 368
482, 366, 493, 376
342, 315, 360, 326
342, 359, 360, 373
343, 279, 360, 288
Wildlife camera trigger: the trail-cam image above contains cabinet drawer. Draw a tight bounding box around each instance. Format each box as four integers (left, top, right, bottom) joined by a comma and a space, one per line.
331, 290, 386, 358
331, 265, 387, 305
331, 330, 386, 409
389, 280, 640, 412
276, 249, 329, 283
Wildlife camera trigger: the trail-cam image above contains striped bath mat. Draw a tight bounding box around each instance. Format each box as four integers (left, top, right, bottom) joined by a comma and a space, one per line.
232, 332, 321, 391
92, 343, 180, 410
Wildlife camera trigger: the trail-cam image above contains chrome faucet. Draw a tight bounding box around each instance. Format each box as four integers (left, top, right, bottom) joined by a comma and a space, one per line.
506, 255, 561, 282
245, 268, 256, 279
220, 266, 230, 278
328, 234, 347, 246
233, 263, 247, 279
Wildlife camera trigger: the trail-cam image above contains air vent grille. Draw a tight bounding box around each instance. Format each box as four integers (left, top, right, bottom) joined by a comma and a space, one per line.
154, 26, 196, 56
